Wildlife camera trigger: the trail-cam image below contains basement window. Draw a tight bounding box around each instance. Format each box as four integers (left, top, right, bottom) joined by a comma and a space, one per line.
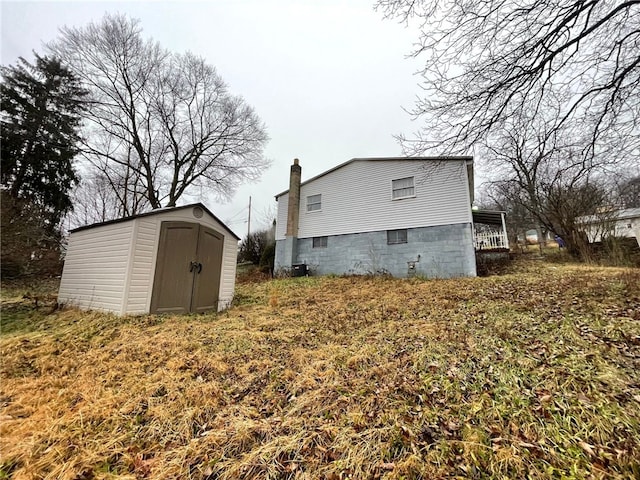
307, 194, 322, 212
392, 176, 415, 199
313, 236, 328, 248
387, 229, 408, 245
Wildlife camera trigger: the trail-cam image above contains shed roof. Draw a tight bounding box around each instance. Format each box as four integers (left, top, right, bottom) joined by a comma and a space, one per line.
275, 156, 474, 199
70, 203, 241, 240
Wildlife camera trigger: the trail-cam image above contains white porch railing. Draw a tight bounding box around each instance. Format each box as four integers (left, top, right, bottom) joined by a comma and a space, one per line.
474, 231, 509, 250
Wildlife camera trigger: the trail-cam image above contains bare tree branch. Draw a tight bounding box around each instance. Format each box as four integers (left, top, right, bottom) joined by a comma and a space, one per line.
377, 0, 640, 161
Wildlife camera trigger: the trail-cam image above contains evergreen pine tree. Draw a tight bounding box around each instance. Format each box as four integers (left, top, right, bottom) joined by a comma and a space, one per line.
1, 54, 87, 277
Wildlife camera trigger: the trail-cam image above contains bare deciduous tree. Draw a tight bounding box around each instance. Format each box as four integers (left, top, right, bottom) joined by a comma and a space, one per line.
616, 175, 640, 208
482, 109, 616, 256
376, 0, 640, 160
49, 13, 270, 218
480, 182, 538, 251
68, 171, 149, 229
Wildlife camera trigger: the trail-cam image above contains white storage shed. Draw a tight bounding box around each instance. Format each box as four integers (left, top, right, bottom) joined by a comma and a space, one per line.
58, 203, 239, 315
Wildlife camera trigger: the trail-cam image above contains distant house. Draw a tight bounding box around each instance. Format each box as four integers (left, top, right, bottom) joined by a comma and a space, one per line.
578, 207, 640, 246
58, 203, 239, 315
274, 157, 505, 278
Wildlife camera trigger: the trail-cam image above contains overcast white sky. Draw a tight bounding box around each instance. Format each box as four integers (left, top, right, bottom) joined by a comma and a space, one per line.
1, 0, 424, 236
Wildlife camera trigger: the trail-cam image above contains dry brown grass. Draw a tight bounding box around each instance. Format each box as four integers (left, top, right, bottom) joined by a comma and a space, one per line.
1, 259, 639, 479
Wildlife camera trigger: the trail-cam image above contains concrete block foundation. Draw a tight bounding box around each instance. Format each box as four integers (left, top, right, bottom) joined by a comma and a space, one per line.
274, 223, 476, 278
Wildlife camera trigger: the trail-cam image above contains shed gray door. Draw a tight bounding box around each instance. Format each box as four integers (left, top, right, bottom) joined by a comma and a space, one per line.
150, 221, 224, 314
192, 226, 224, 313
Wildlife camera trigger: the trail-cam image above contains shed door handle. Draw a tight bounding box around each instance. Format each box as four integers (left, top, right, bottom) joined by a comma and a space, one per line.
189, 261, 203, 273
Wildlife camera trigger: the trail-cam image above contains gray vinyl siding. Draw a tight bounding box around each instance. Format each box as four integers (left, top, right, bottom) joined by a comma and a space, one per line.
58, 222, 133, 314
275, 159, 472, 240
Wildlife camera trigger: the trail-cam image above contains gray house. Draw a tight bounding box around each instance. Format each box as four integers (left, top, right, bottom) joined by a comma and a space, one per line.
274, 157, 478, 278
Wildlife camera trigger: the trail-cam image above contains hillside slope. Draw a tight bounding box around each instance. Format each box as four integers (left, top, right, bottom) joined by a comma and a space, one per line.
2, 261, 639, 479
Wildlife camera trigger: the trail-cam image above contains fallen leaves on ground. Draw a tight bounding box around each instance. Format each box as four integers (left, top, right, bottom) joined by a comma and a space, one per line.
1, 259, 639, 479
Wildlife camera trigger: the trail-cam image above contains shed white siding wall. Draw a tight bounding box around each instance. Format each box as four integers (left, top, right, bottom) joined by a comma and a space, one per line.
276, 160, 472, 240
125, 218, 158, 314
58, 222, 133, 314
125, 209, 238, 313
218, 234, 239, 310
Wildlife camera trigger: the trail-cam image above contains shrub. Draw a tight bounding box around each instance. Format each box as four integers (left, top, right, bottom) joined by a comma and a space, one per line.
237, 229, 272, 265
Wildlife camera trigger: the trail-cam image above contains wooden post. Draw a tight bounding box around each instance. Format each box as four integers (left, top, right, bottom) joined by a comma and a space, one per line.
247, 196, 252, 237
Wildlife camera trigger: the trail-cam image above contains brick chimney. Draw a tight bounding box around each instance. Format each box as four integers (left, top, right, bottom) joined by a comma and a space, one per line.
286, 158, 301, 236
283, 158, 301, 266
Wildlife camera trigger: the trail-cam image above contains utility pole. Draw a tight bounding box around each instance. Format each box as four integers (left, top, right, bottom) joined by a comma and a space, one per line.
247, 196, 252, 238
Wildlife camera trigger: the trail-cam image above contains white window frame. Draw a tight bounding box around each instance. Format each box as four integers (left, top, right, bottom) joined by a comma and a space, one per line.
387, 229, 408, 245
307, 194, 322, 212
312, 236, 328, 248
392, 176, 415, 200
